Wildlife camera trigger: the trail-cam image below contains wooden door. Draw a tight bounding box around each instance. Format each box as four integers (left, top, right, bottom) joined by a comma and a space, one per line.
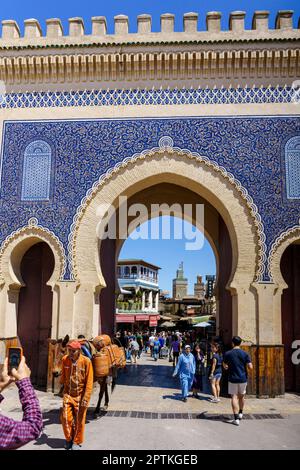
17, 242, 54, 388
281, 244, 300, 392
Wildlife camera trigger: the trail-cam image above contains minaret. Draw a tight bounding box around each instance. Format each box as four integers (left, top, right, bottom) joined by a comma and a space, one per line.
172, 262, 188, 299
194, 275, 205, 300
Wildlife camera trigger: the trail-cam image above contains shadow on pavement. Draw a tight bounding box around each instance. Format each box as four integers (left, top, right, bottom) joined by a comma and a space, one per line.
32, 432, 65, 450
116, 361, 178, 389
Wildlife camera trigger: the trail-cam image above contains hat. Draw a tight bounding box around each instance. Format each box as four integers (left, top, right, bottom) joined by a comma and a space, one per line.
185, 344, 191, 349
67, 340, 82, 350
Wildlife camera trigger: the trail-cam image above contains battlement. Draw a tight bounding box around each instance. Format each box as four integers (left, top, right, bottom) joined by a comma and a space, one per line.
0, 10, 299, 48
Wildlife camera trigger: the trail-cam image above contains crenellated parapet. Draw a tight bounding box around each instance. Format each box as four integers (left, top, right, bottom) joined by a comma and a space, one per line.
0, 11, 299, 45
0, 11, 299, 88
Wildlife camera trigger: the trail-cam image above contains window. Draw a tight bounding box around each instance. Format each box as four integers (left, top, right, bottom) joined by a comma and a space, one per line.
21, 140, 52, 201
124, 266, 130, 276
286, 136, 300, 199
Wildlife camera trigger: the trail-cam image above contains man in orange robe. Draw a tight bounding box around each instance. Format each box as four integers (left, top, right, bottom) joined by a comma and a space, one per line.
60, 340, 94, 450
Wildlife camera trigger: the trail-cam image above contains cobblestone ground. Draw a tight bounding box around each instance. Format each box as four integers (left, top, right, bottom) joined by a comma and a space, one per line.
1, 352, 300, 450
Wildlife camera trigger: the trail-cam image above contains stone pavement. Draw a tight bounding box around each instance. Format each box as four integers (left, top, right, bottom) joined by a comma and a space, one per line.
1, 352, 300, 450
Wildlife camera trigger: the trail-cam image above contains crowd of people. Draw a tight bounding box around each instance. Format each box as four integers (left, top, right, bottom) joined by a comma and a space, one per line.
0, 328, 252, 450
115, 328, 253, 425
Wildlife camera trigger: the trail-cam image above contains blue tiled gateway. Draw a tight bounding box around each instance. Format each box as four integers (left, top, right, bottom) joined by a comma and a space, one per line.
0, 10, 299, 395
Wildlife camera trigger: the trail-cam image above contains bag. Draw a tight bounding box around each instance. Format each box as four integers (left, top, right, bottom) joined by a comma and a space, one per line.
111, 344, 126, 369
92, 351, 110, 379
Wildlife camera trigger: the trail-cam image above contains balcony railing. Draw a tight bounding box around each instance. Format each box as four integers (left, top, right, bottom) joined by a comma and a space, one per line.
118, 274, 158, 283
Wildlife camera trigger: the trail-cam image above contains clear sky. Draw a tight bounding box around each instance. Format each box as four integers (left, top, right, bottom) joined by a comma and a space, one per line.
119, 217, 216, 294
1, 0, 299, 34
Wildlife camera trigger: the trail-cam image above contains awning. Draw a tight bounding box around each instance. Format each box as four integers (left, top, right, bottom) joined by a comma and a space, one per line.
135, 315, 150, 321
193, 321, 212, 328
160, 321, 176, 328
120, 288, 133, 294
116, 315, 135, 323
179, 315, 215, 325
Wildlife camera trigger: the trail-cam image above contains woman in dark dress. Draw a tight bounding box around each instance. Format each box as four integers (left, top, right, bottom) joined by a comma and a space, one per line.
192, 343, 205, 397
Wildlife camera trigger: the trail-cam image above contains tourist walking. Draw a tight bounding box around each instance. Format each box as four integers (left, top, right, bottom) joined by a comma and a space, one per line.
60, 340, 93, 450
209, 343, 223, 403
223, 336, 253, 426
136, 332, 143, 358
173, 345, 195, 402
192, 343, 205, 397
170, 335, 181, 367
158, 333, 165, 358
149, 333, 155, 357
153, 337, 160, 361
129, 338, 140, 364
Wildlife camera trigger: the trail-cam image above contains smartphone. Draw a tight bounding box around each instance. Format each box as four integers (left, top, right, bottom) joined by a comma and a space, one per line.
7, 347, 23, 374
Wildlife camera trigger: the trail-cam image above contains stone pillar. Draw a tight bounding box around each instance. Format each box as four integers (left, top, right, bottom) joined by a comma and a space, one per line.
230, 281, 257, 344
161, 14, 175, 33
252, 282, 282, 344
275, 10, 293, 30
114, 15, 129, 35
206, 12, 221, 32
229, 11, 246, 33
148, 291, 153, 310
24, 19, 42, 38
46, 18, 63, 38
91, 16, 107, 36
2, 20, 20, 39
183, 12, 198, 33
241, 282, 285, 397
137, 14, 151, 34
142, 291, 145, 310
53, 281, 78, 339
252, 11, 270, 32
73, 283, 100, 338
0, 284, 19, 338
155, 292, 159, 312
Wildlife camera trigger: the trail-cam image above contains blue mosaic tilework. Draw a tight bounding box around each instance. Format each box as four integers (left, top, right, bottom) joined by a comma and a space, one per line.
0, 116, 300, 281
21, 140, 52, 201
286, 136, 300, 199
0, 86, 295, 109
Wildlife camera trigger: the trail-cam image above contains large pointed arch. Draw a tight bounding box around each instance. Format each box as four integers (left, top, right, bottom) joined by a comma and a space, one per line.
68, 138, 265, 290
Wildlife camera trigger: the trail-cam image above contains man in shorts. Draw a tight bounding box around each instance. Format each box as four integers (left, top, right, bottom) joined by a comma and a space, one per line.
223, 336, 253, 426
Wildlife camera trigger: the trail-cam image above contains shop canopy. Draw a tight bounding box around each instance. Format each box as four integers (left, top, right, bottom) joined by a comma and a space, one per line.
179, 315, 215, 325
193, 321, 211, 328
160, 321, 176, 328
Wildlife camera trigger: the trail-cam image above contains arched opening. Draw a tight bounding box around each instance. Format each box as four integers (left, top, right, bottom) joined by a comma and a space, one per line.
280, 241, 300, 392
17, 242, 55, 388
98, 182, 233, 344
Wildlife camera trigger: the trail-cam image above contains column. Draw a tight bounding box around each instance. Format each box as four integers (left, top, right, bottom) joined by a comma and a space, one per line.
54, 281, 78, 339
155, 292, 159, 312
142, 291, 145, 310
73, 282, 100, 338
0, 284, 19, 338
148, 291, 153, 310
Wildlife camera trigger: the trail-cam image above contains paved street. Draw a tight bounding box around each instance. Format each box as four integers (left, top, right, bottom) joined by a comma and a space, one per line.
1, 353, 300, 450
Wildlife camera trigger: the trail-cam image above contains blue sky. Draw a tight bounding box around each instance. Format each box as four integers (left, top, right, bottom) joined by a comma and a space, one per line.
119, 217, 216, 294
1, 1, 299, 34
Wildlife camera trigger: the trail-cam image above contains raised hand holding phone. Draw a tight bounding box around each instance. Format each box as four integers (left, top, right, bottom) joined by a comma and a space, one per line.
10, 356, 31, 381
7, 347, 23, 375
